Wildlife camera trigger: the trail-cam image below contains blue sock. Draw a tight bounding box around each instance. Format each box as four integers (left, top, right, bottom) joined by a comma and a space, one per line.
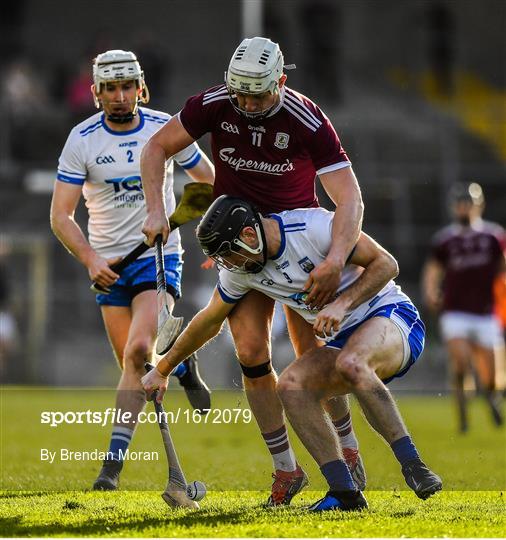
107, 426, 133, 462
391, 435, 420, 466
320, 459, 356, 492
172, 361, 187, 379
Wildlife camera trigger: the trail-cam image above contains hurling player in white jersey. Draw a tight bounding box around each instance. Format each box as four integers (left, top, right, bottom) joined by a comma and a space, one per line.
142, 196, 442, 511
50, 50, 214, 491
141, 37, 366, 506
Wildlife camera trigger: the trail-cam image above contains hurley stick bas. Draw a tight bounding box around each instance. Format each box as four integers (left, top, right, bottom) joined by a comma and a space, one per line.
145, 362, 202, 509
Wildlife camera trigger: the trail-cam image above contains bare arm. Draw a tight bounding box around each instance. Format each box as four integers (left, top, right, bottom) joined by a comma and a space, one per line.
158, 289, 234, 374
304, 166, 364, 309
313, 232, 398, 338
50, 181, 120, 287
421, 258, 445, 313
141, 116, 196, 245
141, 289, 236, 400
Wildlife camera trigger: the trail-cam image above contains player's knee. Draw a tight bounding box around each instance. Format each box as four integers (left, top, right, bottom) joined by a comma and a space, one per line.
277, 366, 303, 395
277, 357, 315, 399
124, 339, 152, 367
336, 351, 370, 389
235, 340, 271, 366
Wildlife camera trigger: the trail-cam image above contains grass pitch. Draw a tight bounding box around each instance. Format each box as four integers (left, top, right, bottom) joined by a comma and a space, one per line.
1, 387, 505, 537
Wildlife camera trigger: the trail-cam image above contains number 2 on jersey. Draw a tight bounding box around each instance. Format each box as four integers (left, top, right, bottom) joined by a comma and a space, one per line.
251, 132, 263, 147
126, 150, 134, 163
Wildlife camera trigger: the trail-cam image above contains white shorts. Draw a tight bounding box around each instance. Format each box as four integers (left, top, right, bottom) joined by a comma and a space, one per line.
440, 311, 504, 349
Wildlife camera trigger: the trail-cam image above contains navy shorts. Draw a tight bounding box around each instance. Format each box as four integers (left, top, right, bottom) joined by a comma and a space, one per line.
95, 254, 183, 307
325, 301, 425, 384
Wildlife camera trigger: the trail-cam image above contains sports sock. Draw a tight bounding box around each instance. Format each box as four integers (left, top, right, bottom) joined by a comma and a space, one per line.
391, 435, 420, 466
107, 426, 134, 462
262, 425, 297, 472
333, 412, 359, 449
320, 459, 356, 491
171, 361, 188, 379
106, 388, 146, 462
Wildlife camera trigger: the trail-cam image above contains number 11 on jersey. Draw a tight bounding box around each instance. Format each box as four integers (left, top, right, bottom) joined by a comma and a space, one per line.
251, 132, 263, 147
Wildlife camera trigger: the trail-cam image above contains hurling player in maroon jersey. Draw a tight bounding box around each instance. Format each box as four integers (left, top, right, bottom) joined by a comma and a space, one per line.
141, 37, 365, 504
422, 183, 505, 433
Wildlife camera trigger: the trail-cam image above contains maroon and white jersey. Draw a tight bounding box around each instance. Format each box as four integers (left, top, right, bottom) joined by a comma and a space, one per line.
431, 220, 505, 314
178, 85, 351, 213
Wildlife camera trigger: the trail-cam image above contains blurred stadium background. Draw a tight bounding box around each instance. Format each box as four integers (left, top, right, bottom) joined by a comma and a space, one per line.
0, 0, 504, 392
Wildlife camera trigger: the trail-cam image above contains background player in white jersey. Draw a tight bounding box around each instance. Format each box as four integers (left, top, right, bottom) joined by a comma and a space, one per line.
142, 196, 442, 511
50, 50, 214, 490
422, 182, 505, 432
140, 37, 365, 505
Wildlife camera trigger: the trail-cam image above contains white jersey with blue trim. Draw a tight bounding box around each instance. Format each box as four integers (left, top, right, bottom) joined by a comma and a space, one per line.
56, 107, 203, 259
217, 208, 410, 334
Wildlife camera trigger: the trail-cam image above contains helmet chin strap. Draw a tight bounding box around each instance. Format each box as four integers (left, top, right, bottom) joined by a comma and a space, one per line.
106, 98, 139, 124
106, 110, 137, 124
228, 91, 279, 121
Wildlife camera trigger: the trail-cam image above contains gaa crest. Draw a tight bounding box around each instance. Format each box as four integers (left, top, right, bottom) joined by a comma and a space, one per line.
274, 132, 290, 149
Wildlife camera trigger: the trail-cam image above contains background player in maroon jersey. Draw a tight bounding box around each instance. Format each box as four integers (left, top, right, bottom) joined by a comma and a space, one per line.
422, 182, 505, 432
140, 37, 364, 504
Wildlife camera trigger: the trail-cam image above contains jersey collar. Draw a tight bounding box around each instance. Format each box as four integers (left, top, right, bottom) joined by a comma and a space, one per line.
100, 108, 145, 136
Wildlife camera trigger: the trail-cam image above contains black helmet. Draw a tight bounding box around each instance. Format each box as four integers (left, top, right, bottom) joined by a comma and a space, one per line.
196, 195, 267, 273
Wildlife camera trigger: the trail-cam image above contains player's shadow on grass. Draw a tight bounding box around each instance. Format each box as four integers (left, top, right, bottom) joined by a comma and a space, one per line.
0, 509, 248, 537
0, 491, 48, 499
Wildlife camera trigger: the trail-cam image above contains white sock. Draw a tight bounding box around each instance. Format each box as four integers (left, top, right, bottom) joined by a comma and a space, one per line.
262, 425, 297, 472
333, 412, 359, 450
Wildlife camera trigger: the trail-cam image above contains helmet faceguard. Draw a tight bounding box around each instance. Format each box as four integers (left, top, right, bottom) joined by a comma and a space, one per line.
225, 37, 284, 119
92, 49, 150, 123
196, 195, 268, 274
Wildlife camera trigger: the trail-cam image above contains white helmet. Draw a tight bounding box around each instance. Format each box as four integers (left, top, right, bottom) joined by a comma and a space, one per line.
226, 37, 284, 96
92, 49, 149, 109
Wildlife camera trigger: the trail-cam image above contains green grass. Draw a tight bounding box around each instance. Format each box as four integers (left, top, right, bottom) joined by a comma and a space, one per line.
1, 387, 505, 537
1, 490, 504, 537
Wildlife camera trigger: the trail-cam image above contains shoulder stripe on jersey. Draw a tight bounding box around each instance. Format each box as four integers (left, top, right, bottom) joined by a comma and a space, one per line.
284, 93, 322, 129
81, 124, 103, 137
57, 173, 85, 185
79, 120, 101, 135
285, 228, 306, 233
283, 101, 319, 132
204, 85, 228, 100
143, 113, 168, 124
203, 94, 230, 106
284, 222, 306, 228
144, 116, 167, 124
285, 91, 322, 126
